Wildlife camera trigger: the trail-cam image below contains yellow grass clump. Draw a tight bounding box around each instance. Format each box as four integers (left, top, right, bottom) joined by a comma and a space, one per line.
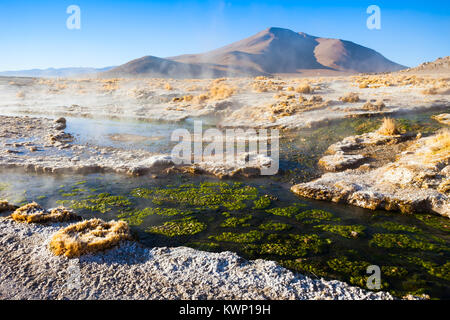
270, 95, 327, 117
438, 179, 450, 194
421, 86, 450, 95
295, 84, 313, 94
49, 218, 132, 258
362, 100, 385, 111
208, 84, 235, 100
425, 129, 450, 157
254, 76, 269, 80
377, 117, 399, 136
172, 95, 193, 103
0, 200, 17, 213
339, 92, 360, 103
164, 82, 173, 90
101, 79, 120, 92
11, 202, 77, 223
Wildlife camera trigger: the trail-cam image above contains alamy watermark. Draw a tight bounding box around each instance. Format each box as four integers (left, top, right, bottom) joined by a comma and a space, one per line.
366, 265, 381, 290
170, 121, 279, 175
66, 5, 81, 30
64, 259, 81, 290
367, 5, 381, 30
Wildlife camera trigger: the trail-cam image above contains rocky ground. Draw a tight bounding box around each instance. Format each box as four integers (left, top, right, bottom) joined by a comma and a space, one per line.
0, 216, 393, 300
292, 122, 450, 218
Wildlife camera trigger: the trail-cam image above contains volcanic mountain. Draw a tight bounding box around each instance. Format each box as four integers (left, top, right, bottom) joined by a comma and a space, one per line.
104, 27, 407, 77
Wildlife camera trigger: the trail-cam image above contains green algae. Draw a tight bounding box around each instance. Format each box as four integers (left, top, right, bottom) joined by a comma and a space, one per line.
265, 204, 304, 218
252, 195, 271, 209
415, 214, 450, 233
396, 255, 437, 270
314, 224, 365, 238
280, 259, 328, 277
0, 183, 9, 193
210, 230, 264, 243
327, 256, 371, 276
246, 234, 331, 257
395, 255, 450, 281
119, 207, 193, 226
258, 221, 292, 231
381, 266, 408, 278
220, 215, 252, 228
187, 241, 220, 251
369, 233, 440, 251
428, 262, 450, 281
295, 209, 338, 224
57, 193, 132, 214
147, 217, 206, 237
373, 221, 422, 233
61, 192, 80, 197
130, 182, 258, 211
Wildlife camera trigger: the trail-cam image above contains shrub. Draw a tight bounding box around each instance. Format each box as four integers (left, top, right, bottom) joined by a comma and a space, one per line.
377, 117, 399, 135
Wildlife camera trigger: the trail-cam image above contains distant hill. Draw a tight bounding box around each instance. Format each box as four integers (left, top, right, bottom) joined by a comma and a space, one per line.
102, 55, 262, 78
400, 56, 450, 74
0, 66, 114, 78
106, 27, 405, 78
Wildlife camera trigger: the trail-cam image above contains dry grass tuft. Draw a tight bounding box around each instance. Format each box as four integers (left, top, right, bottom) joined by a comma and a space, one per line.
11, 202, 77, 223
421, 86, 450, 95
438, 179, 450, 194
49, 218, 131, 258
339, 92, 360, 103
208, 84, 235, 100
377, 117, 399, 136
362, 100, 385, 111
425, 129, 450, 156
295, 84, 313, 94
0, 200, 17, 213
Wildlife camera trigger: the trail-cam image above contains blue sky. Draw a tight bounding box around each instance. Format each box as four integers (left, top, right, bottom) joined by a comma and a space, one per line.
0, 0, 449, 70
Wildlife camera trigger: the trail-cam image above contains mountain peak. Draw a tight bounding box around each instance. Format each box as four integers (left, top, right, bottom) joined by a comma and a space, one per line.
108, 27, 406, 77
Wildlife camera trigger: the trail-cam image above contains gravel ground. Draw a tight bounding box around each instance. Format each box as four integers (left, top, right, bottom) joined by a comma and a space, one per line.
0, 217, 393, 300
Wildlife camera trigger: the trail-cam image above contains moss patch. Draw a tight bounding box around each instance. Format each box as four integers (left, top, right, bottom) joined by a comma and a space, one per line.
210, 230, 264, 243
258, 221, 292, 231
415, 214, 450, 233
369, 233, 440, 251
187, 241, 220, 251
373, 221, 421, 233
280, 259, 328, 277
147, 217, 206, 237
266, 204, 305, 218
252, 195, 272, 209
295, 209, 338, 224
314, 224, 365, 238
118, 207, 192, 226
130, 182, 258, 211
220, 215, 252, 228
58, 193, 132, 213
246, 234, 331, 257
